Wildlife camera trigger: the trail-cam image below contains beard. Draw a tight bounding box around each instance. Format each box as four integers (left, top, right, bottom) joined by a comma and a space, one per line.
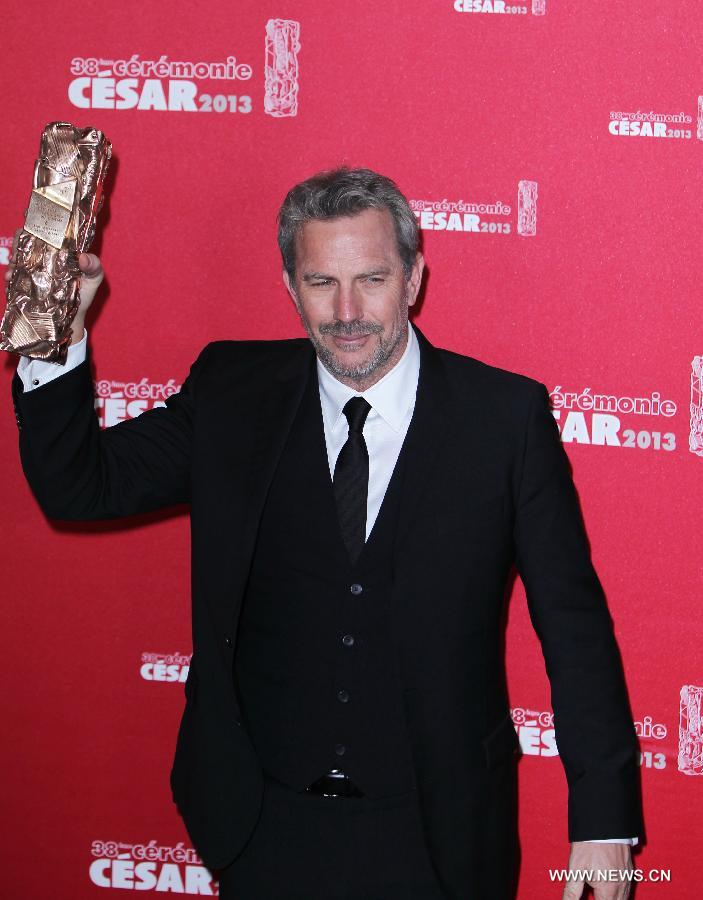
299, 293, 410, 384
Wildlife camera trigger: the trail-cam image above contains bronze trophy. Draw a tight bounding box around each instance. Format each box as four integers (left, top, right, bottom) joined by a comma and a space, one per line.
0, 121, 112, 363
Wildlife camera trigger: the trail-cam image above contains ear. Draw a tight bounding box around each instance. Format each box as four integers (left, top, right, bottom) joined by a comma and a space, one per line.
282, 269, 299, 310
406, 253, 425, 308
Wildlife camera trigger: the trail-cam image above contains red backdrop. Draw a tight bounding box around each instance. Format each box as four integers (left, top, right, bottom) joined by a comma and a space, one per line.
1, 1, 701, 896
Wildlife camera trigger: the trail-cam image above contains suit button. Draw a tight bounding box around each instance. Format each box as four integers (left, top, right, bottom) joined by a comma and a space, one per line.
350, 583, 363, 595
335, 743, 346, 756
342, 634, 354, 647
337, 689, 350, 703
225, 636, 232, 647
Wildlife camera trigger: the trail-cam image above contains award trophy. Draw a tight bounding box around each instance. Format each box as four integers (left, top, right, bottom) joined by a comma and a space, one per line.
0, 121, 112, 363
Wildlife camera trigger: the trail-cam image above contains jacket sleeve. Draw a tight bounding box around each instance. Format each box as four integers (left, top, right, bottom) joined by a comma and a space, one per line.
11, 343, 211, 520
513, 381, 644, 842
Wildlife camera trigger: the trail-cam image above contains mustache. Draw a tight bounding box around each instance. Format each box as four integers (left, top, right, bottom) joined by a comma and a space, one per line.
318, 320, 383, 337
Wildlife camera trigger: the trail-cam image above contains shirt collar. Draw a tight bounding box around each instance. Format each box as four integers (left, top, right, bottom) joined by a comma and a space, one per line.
317, 322, 420, 434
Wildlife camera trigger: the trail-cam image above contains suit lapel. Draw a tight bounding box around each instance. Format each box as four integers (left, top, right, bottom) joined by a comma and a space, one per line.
392, 324, 455, 555
238, 342, 316, 582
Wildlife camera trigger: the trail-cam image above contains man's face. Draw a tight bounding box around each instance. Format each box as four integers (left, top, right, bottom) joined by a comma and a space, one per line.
283, 207, 424, 389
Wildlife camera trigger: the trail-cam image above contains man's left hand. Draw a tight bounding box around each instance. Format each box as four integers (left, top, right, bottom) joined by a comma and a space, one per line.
561, 841, 633, 899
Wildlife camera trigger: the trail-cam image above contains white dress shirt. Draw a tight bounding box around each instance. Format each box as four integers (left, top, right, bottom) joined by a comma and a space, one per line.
14, 324, 636, 846
17, 328, 89, 390
317, 322, 419, 541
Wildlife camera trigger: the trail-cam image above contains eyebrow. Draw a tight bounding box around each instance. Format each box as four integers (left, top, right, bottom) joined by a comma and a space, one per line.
301, 267, 393, 282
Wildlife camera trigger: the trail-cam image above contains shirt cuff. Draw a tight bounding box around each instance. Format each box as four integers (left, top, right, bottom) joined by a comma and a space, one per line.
585, 838, 638, 846
16, 328, 88, 392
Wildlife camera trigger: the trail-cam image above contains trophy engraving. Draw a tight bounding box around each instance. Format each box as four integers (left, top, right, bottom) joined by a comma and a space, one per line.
24, 180, 77, 249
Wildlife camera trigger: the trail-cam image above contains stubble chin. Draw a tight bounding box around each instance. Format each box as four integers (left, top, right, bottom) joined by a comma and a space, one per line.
315, 323, 405, 382
320, 346, 379, 381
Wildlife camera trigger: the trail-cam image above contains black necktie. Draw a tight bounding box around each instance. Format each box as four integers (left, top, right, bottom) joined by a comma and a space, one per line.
333, 397, 372, 563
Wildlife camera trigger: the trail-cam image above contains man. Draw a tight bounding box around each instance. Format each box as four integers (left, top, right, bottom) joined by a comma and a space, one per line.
8, 168, 642, 899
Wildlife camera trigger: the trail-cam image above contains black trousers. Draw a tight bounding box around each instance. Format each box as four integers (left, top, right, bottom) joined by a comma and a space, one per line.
217, 775, 447, 899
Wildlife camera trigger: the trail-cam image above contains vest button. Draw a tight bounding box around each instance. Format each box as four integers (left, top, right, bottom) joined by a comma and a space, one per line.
342, 634, 355, 647
350, 583, 363, 595
337, 689, 350, 703
335, 743, 346, 756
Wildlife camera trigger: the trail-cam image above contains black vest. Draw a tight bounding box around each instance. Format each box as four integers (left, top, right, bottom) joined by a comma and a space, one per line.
234, 359, 416, 798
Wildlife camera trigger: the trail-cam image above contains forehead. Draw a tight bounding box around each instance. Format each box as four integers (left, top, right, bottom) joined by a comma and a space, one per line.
294, 207, 400, 269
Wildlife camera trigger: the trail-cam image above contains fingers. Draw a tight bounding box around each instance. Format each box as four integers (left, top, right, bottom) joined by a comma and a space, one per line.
592, 886, 630, 900
593, 883, 631, 900
76, 251, 104, 312
78, 252, 103, 280
563, 877, 631, 900
4, 233, 104, 324
5, 245, 104, 287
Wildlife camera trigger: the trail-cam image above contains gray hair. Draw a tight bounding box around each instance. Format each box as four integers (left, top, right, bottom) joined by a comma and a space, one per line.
277, 167, 420, 282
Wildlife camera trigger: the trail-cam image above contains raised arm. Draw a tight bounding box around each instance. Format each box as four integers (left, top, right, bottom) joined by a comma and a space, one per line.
7, 245, 210, 520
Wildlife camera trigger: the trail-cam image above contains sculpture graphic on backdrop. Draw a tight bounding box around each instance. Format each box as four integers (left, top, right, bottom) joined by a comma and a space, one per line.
678, 685, 703, 776
517, 180, 538, 236
690, 356, 703, 456
532, 0, 546, 14
264, 19, 301, 118
0, 122, 111, 364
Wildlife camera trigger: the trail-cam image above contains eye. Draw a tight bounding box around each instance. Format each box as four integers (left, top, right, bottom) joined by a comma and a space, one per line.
310, 279, 333, 287
366, 276, 385, 284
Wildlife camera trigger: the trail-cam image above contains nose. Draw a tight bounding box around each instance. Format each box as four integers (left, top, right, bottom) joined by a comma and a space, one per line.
333, 281, 362, 323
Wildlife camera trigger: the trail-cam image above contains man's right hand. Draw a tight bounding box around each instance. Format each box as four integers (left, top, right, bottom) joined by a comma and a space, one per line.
4, 228, 105, 345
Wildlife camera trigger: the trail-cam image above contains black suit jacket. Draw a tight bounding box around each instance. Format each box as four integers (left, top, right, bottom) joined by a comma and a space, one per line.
12, 325, 643, 898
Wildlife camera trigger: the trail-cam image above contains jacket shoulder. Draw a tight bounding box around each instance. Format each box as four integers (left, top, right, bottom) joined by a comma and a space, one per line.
434, 345, 547, 404
192, 336, 310, 379
202, 336, 309, 361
